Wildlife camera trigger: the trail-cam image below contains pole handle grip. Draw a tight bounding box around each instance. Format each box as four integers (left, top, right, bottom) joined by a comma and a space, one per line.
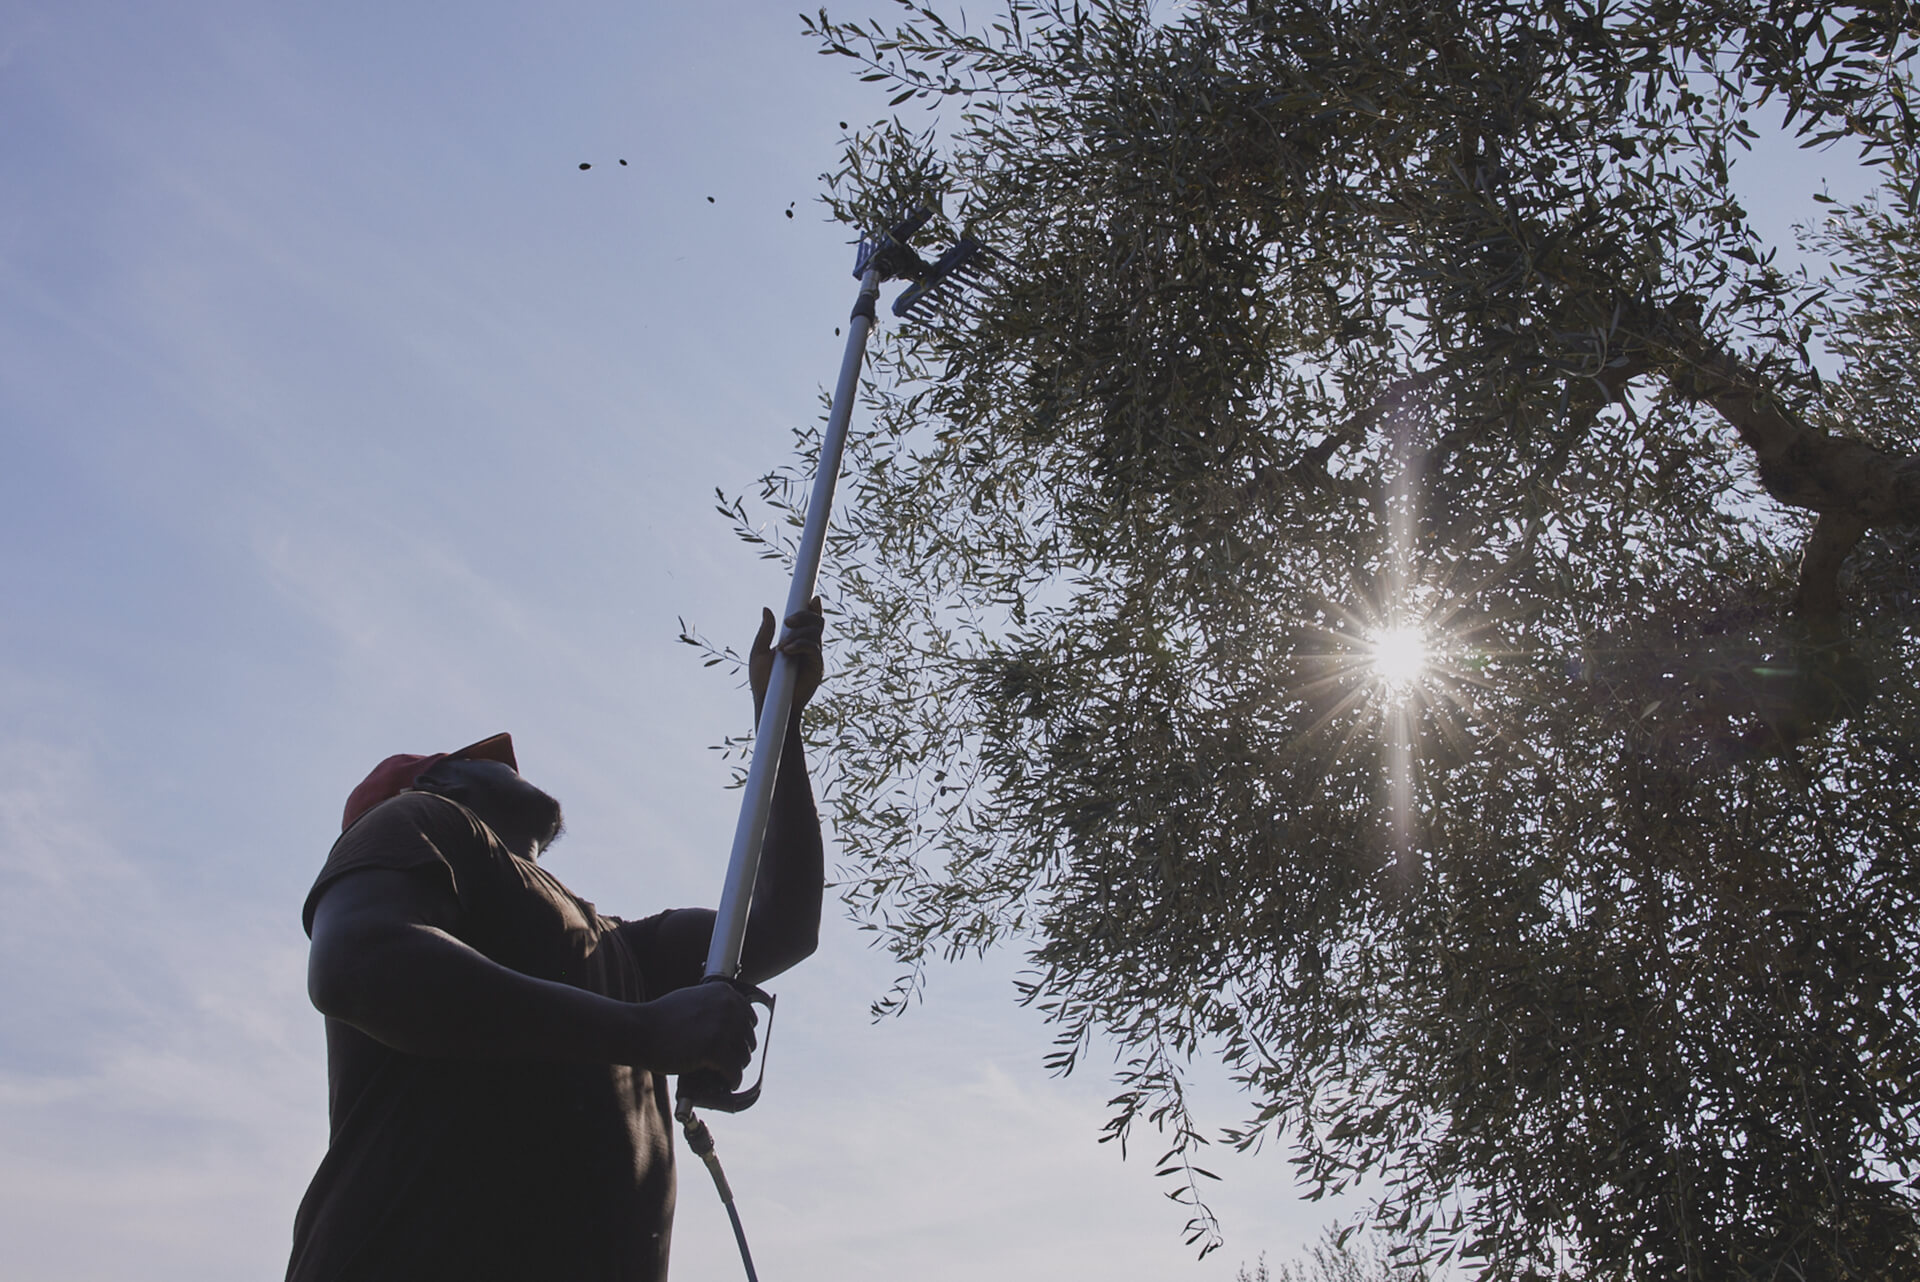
676, 977, 777, 1114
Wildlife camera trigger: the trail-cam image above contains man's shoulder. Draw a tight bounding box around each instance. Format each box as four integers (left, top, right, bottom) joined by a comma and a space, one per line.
336, 789, 486, 849
306, 793, 500, 935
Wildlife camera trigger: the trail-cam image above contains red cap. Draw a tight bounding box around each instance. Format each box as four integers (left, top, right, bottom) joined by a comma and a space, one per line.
340, 732, 517, 832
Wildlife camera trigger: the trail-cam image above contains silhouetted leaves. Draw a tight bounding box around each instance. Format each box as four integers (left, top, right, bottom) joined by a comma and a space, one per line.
764, 1, 1920, 1276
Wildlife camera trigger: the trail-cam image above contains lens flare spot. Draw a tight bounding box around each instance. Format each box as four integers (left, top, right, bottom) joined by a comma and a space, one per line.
1371, 627, 1428, 688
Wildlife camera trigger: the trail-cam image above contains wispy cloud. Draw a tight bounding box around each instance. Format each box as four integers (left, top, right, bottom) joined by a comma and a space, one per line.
0, 734, 322, 1280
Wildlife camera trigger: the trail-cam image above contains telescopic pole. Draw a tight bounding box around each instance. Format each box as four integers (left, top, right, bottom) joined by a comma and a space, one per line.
703, 264, 881, 982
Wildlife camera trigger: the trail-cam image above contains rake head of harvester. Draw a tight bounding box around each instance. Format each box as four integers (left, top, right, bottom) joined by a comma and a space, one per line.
891, 236, 993, 318
851, 207, 994, 319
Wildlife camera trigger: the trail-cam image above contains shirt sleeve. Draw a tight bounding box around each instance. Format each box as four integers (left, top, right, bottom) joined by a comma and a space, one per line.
302, 792, 487, 936
614, 910, 711, 999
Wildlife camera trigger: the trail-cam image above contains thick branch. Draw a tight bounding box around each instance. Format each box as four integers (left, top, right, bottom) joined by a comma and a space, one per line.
1627, 335, 1913, 624
1793, 511, 1869, 625
1687, 347, 1920, 526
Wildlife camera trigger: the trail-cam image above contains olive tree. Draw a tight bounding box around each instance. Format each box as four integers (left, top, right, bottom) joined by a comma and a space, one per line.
727, 1, 1920, 1274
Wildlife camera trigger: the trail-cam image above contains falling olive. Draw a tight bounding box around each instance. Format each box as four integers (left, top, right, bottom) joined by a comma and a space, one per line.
579, 162, 591, 170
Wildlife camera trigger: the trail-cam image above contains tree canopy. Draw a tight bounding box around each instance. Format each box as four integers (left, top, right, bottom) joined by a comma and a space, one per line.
750, 0, 1920, 1274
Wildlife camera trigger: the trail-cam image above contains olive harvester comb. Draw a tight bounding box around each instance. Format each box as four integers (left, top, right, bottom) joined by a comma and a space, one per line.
682, 206, 992, 1114
672, 207, 993, 1282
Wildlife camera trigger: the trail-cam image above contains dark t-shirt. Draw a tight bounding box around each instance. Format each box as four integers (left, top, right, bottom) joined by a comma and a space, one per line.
286, 791, 701, 1282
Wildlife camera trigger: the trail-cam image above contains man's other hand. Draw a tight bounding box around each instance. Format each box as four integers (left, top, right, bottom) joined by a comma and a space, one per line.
750, 597, 825, 718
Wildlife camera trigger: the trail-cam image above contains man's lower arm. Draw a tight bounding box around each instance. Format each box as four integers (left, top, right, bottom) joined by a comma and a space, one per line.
315, 922, 646, 1064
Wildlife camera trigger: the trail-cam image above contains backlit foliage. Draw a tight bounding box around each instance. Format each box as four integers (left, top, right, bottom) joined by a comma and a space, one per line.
735, 1, 1920, 1274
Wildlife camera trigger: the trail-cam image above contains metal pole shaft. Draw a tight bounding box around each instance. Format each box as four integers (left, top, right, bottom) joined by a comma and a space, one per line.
704, 265, 881, 980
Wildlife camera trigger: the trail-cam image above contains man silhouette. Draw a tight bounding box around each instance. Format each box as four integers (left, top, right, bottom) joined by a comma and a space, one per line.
286, 604, 825, 1281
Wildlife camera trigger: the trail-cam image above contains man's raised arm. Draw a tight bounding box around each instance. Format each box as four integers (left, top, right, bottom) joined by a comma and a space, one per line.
647, 601, 828, 987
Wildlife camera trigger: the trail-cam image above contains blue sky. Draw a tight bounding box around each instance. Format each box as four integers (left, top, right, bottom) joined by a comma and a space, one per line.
0, 2, 1877, 1279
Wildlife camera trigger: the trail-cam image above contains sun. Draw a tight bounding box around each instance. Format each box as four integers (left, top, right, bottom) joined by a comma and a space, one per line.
1370, 626, 1429, 689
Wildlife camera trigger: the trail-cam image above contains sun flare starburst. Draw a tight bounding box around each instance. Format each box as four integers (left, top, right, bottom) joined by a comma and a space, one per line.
1370, 626, 1429, 689
1277, 596, 1501, 868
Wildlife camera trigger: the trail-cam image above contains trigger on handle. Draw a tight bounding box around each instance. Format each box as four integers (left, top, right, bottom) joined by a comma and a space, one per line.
676, 978, 776, 1115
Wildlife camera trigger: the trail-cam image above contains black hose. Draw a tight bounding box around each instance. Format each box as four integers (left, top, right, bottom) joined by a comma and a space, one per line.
676, 1104, 760, 1282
